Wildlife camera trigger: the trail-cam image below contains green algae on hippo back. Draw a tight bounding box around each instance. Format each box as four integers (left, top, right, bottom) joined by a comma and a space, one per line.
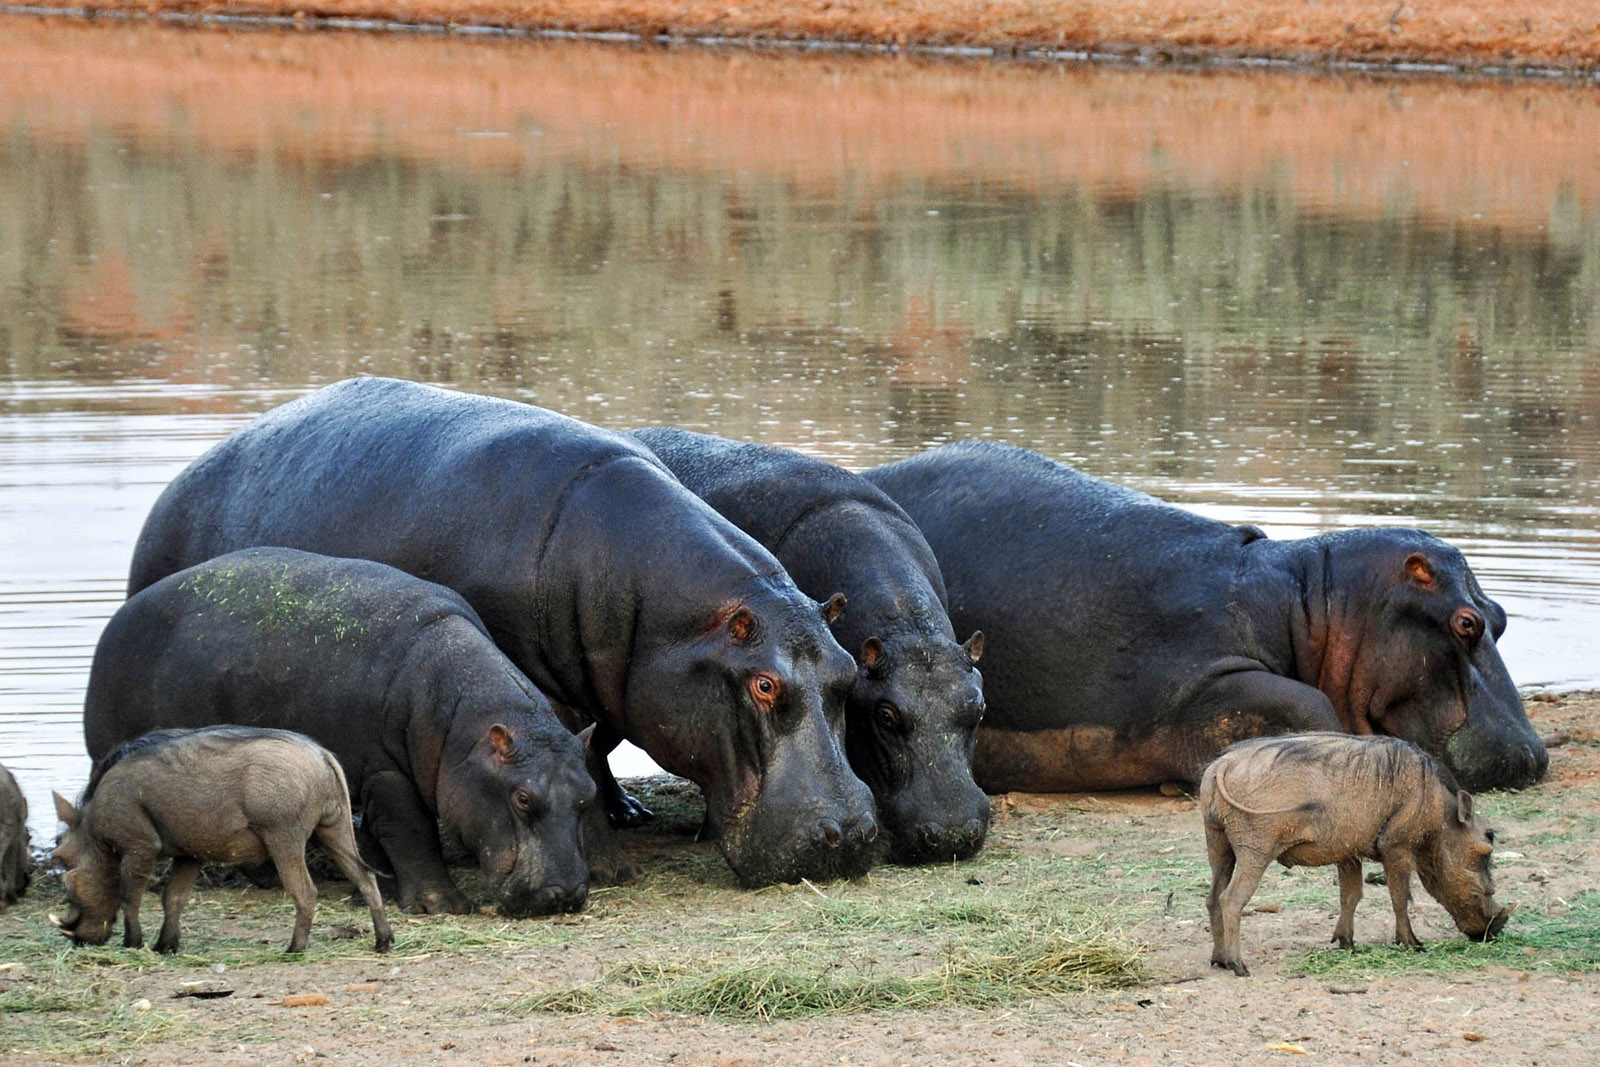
863, 441, 1547, 795
88, 547, 599, 916
178, 562, 367, 642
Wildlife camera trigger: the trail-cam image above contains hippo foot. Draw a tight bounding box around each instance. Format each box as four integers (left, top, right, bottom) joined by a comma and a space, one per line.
606, 791, 655, 829
403, 888, 472, 915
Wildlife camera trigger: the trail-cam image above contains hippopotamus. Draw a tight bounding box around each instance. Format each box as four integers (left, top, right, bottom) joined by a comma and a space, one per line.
863, 441, 1546, 794
84, 548, 595, 916
631, 427, 989, 865
127, 378, 878, 888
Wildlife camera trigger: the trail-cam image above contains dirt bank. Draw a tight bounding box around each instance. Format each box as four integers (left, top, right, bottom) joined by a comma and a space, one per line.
14, 0, 1600, 74
3, 692, 1597, 1064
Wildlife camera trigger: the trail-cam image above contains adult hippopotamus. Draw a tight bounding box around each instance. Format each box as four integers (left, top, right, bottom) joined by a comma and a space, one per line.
632, 428, 989, 865
84, 548, 595, 916
128, 379, 877, 888
864, 441, 1546, 794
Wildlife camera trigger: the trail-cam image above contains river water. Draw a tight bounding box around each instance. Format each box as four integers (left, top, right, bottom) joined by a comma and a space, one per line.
2, 19, 1598, 840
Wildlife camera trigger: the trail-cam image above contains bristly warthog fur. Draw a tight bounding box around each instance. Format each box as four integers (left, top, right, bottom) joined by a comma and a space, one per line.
0, 763, 31, 909
1199, 732, 1511, 977
52, 726, 393, 955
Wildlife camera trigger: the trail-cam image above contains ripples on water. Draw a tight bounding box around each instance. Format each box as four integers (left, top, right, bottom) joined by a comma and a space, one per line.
2, 21, 1598, 838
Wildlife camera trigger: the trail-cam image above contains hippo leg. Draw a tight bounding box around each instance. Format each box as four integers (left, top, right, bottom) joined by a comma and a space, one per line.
588, 722, 654, 828
117, 851, 157, 950
261, 828, 318, 954
1331, 858, 1363, 949
312, 819, 393, 954
154, 858, 201, 954
1185, 672, 1342, 781
1212, 846, 1274, 977
1379, 850, 1424, 949
360, 771, 469, 915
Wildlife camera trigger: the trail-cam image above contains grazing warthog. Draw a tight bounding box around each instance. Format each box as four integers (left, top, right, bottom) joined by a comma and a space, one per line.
1199, 733, 1512, 977
52, 726, 393, 955
0, 763, 30, 909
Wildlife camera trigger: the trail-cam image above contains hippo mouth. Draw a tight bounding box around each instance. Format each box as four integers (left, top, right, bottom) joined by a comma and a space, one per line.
495, 881, 588, 918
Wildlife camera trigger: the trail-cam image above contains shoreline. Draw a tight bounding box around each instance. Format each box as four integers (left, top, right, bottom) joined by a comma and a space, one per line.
5, 1, 1600, 80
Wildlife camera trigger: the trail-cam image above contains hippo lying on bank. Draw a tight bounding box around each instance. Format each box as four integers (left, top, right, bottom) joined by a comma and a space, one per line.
633, 427, 989, 865
0, 762, 30, 909
128, 379, 878, 888
84, 548, 595, 916
52, 726, 393, 954
864, 441, 1546, 793
1199, 733, 1511, 976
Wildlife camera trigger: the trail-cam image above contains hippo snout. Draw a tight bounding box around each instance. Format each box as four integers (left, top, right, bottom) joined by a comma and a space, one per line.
813, 812, 878, 851
498, 881, 588, 918
901, 816, 988, 865
1445, 731, 1548, 793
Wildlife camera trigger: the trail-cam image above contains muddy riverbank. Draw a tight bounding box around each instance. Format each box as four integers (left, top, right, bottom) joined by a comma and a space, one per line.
11, 0, 1600, 74
3, 692, 1597, 1064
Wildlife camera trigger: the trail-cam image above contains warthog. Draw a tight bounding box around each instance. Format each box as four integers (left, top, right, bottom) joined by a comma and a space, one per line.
1200, 733, 1512, 976
52, 726, 393, 955
0, 762, 30, 909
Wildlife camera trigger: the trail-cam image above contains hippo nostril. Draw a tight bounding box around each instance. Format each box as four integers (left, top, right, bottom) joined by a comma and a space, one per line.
918, 823, 947, 850
819, 820, 842, 848
864, 821, 878, 843
963, 817, 986, 839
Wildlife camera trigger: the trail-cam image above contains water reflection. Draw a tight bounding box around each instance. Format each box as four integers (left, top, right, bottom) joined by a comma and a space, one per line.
1, 18, 1597, 838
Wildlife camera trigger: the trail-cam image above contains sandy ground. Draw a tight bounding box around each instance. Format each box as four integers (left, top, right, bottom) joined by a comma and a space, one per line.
4, 691, 1597, 1065
9, 0, 1600, 73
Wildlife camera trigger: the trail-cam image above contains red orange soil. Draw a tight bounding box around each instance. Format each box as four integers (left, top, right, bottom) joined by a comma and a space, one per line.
22, 0, 1600, 73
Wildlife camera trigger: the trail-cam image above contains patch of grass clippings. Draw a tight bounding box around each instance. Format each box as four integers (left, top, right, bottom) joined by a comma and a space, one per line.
1287, 891, 1600, 978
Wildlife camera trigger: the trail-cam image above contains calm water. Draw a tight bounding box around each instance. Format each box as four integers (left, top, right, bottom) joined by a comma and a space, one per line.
3, 20, 1599, 841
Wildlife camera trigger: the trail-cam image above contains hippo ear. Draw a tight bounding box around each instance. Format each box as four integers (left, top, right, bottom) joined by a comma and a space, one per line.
819, 593, 847, 626
576, 723, 597, 750
488, 724, 518, 762
727, 608, 756, 645
52, 791, 79, 828
858, 636, 888, 678
1405, 553, 1437, 590
1455, 789, 1475, 825
962, 631, 984, 665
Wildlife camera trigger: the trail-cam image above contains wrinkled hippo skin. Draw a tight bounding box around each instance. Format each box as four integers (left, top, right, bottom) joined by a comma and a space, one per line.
633, 427, 989, 865
0, 763, 31, 909
86, 548, 595, 916
864, 441, 1546, 793
128, 379, 878, 887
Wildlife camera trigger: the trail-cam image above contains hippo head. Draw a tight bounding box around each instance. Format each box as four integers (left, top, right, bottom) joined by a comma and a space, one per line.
48, 794, 118, 946
1416, 787, 1514, 941
1318, 530, 1546, 792
435, 722, 595, 917
844, 630, 990, 865
628, 583, 880, 888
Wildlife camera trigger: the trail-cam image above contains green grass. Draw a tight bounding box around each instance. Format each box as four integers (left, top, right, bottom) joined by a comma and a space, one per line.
1287, 891, 1600, 979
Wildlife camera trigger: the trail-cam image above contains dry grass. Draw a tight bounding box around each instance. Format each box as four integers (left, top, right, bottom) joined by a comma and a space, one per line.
27, 0, 1600, 71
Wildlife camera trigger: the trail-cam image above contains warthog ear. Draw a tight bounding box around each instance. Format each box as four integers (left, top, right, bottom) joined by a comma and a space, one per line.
727, 608, 756, 645
52, 791, 79, 828
858, 636, 888, 678
819, 593, 847, 625
488, 724, 518, 761
963, 631, 984, 665
1405, 553, 1438, 590
1456, 789, 1475, 825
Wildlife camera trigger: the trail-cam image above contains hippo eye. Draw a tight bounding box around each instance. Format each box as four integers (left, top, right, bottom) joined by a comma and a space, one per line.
513, 788, 535, 812
748, 673, 782, 709
1450, 608, 1484, 645
875, 702, 903, 733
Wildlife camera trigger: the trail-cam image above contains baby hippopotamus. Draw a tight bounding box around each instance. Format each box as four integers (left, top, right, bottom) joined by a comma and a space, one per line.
1199, 733, 1512, 977
51, 726, 393, 955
